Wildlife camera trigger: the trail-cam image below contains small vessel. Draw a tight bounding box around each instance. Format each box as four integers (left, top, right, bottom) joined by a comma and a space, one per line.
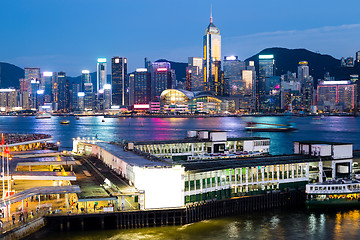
75, 116, 80, 120
102, 119, 105, 122
245, 122, 297, 132
35, 112, 51, 119
305, 179, 360, 209
60, 120, 70, 124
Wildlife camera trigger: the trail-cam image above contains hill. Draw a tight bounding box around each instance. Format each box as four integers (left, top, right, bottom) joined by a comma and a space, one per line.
245, 47, 360, 81
0, 62, 24, 88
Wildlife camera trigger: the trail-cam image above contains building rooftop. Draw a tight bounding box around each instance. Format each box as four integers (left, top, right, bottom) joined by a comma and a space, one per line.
131, 136, 269, 145
295, 140, 351, 145
95, 142, 171, 168
182, 154, 333, 173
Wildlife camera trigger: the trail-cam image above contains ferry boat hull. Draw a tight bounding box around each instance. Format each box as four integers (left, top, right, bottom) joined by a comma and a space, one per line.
306, 196, 360, 209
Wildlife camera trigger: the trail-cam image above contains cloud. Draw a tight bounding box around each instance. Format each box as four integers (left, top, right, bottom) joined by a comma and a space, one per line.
223, 24, 360, 60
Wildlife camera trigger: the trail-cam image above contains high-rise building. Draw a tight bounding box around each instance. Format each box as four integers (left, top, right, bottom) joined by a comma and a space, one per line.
128, 73, 135, 106
55, 72, 69, 112
30, 79, 40, 109
134, 68, 151, 104
81, 70, 90, 92
223, 56, 246, 96
298, 61, 309, 87
150, 62, 172, 100
145, 58, 151, 71
42, 72, 53, 103
317, 80, 355, 112
71, 83, 80, 110
25, 68, 40, 109
111, 57, 128, 106
257, 54, 275, 111
186, 58, 204, 91
97, 58, 107, 92
203, 12, 221, 92
84, 83, 94, 110
356, 51, 360, 63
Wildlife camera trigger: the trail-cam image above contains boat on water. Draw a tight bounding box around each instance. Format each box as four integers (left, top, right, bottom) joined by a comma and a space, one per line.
305, 179, 360, 209
35, 112, 52, 119
75, 116, 80, 120
245, 121, 297, 132
60, 120, 70, 124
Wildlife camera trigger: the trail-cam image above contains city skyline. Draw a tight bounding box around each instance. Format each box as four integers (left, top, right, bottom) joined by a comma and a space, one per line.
1, 0, 360, 75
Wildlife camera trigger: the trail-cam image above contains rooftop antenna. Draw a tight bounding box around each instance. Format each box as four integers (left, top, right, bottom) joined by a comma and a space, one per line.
210, 4, 213, 23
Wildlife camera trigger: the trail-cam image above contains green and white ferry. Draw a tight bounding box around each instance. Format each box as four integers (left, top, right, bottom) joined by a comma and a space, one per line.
305, 179, 360, 209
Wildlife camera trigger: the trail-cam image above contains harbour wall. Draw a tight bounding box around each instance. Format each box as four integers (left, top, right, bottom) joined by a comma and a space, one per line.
0, 217, 45, 240
45, 190, 305, 232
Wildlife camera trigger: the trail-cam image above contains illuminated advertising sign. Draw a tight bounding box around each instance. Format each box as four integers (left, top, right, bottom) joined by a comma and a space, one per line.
103, 84, 111, 90
82, 70, 90, 74
157, 68, 168, 72
321, 80, 350, 85
77, 92, 85, 97
37, 90, 44, 95
134, 104, 150, 109
43, 72, 53, 77
259, 55, 274, 59
136, 68, 148, 72
97, 58, 107, 63
225, 56, 237, 61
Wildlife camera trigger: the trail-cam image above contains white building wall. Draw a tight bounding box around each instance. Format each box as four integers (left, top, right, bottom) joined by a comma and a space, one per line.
332, 145, 353, 159
133, 165, 185, 209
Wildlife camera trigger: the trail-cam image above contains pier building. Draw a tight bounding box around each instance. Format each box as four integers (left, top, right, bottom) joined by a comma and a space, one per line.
73, 130, 354, 209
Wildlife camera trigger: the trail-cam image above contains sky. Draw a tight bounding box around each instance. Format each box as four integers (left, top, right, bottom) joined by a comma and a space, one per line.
1, 0, 360, 76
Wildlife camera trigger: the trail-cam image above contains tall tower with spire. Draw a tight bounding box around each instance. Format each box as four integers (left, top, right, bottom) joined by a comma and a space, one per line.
203, 7, 221, 92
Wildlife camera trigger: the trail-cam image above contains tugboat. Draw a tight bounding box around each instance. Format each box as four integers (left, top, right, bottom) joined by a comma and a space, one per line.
305, 179, 360, 209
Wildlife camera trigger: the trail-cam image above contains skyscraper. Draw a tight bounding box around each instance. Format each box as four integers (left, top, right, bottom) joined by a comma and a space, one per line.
84, 83, 94, 110
134, 68, 151, 104
223, 56, 246, 96
150, 62, 172, 100
257, 54, 275, 111
111, 57, 128, 106
81, 70, 90, 92
42, 72, 53, 103
203, 11, 221, 92
25, 68, 40, 109
97, 58, 107, 92
298, 61, 309, 87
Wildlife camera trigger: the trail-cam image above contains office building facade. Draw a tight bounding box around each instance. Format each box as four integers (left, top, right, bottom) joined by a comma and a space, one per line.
111, 57, 128, 106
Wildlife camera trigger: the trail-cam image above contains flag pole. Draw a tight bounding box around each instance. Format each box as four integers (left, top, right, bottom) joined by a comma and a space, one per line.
1, 134, 4, 200
6, 147, 9, 195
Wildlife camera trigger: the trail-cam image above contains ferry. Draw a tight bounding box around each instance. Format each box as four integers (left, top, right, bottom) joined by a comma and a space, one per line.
35, 112, 52, 119
245, 121, 297, 132
305, 179, 360, 209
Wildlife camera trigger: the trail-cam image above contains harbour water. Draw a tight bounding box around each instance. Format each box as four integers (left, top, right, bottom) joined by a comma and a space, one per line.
3, 115, 360, 239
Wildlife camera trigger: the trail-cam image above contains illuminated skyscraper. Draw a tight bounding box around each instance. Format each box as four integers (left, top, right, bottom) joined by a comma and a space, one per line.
298, 61, 309, 87
150, 62, 172, 100
223, 56, 246, 96
97, 58, 107, 92
134, 68, 151, 104
203, 11, 221, 92
257, 54, 275, 111
81, 70, 90, 92
111, 57, 128, 106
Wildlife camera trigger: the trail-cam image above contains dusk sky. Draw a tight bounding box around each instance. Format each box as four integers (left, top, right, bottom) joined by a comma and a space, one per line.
1, 0, 360, 76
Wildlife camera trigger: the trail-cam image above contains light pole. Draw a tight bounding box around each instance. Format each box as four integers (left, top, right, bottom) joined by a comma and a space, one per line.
57, 141, 61, 152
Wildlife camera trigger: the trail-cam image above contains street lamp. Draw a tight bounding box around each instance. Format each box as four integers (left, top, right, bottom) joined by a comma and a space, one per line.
57, 141, 61, 152
63, 150, 68, 166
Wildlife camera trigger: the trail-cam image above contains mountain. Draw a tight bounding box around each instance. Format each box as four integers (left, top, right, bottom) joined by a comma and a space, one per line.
245, 47, 360, 81
155, 59, 188, 82
0, 62, 24, 88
